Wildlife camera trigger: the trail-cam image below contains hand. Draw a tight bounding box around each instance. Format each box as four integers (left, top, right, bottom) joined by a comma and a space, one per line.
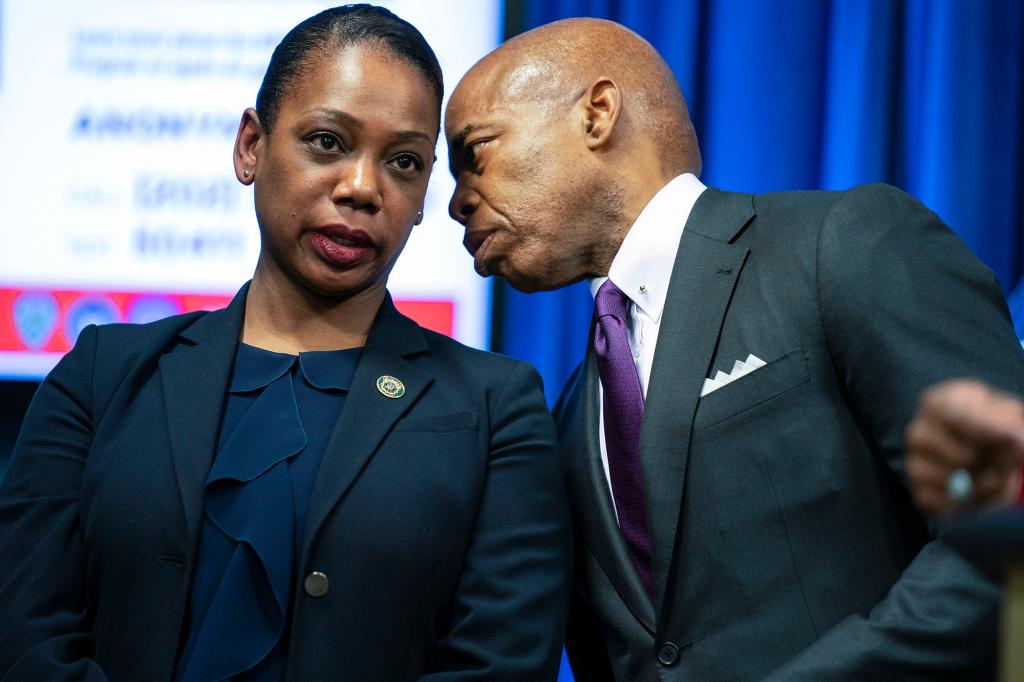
905, 379, 1024, 514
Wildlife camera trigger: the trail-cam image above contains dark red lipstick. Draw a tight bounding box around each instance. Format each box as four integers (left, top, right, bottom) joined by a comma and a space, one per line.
309, 224, 376, 267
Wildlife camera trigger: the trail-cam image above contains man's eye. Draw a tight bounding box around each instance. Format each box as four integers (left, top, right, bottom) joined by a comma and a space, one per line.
465, 139, 491, 169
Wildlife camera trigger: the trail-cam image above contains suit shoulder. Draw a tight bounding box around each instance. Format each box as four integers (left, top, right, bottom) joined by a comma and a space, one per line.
749, 187, 838, 226
418, 328, 542, 393
80, 308, 213, 382
420, 328, 528, 372
91, 308, 206, 344
744, 183, 937, 246
87, 308, 209, 359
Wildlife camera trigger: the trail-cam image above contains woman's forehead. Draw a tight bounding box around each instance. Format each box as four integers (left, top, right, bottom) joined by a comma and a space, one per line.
281, 46, 440, 133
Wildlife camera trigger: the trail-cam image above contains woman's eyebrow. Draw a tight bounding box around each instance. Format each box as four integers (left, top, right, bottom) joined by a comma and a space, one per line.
305, 107, 434, 144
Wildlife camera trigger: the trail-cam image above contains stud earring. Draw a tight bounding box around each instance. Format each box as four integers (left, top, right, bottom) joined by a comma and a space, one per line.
243, 169, 250, 178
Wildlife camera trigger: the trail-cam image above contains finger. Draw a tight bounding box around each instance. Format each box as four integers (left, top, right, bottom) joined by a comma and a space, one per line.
973, 464, 1020, 505
922, 382, 1024, 448
905, 417, 979, 470
906, 452, 951, 490
913, 483, 956, 515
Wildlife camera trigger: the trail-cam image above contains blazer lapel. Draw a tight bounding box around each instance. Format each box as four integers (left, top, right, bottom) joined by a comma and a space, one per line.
562, 347, 656, 633
302, 295, 433, 559
641, 190, 754, 619
160, 284, 248, 549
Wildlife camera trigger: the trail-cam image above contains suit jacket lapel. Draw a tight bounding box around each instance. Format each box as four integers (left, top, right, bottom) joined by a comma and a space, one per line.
160, 284, 248, 550
302, 295, 432, 560
562, 347, 656, 633
641, 189, 754, 619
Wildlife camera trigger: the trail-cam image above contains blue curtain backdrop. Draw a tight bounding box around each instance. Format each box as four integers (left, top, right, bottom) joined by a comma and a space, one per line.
498, 0, 1024, 408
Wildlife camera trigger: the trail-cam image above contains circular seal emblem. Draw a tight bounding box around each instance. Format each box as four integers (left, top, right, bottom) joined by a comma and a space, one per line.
376, 375, 406, 399
12, 291, 59, 350
64, 295, 121, 346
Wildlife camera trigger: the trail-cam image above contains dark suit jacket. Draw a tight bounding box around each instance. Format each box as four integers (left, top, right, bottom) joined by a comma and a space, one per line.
0, 285, 572, 681
558, 184, 1024, 681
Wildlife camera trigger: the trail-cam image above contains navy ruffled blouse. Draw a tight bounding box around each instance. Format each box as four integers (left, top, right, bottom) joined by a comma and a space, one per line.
175, 343, 361, 681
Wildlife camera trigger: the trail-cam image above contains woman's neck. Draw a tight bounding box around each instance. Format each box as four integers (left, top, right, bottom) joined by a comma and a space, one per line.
240, 266, 383, 354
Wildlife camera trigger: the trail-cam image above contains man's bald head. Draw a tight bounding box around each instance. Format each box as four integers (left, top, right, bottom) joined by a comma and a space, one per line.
455, 18, 700, 177
444, 18, 702, 291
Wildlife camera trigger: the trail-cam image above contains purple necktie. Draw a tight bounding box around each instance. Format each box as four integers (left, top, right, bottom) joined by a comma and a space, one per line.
593, 279, 653, 594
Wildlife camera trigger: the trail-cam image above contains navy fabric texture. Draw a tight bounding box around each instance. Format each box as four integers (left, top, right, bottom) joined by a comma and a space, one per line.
176, 344, 360, 681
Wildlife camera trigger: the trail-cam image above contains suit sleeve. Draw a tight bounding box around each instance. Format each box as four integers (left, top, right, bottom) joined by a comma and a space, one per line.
0, 325, 110, 681
764, 184, 1021, 679
419, 362, 573, 682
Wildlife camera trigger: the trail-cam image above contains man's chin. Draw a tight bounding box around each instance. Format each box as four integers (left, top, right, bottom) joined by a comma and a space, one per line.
473, 254, 572, 293
473, 259, 492, 278
501, 270, 561, 294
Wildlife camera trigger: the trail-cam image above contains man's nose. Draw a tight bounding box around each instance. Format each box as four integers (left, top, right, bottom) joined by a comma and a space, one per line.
448, 181, 478, 225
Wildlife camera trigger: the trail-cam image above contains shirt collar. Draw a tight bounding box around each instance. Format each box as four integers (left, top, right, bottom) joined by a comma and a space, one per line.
230, 343, 362, 393
590, 173, 707, 322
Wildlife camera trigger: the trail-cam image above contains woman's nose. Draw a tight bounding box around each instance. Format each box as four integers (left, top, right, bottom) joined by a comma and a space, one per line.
331, 156, 382, 213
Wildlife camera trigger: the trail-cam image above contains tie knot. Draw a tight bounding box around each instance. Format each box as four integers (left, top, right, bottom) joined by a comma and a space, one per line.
595, 279, 630, 320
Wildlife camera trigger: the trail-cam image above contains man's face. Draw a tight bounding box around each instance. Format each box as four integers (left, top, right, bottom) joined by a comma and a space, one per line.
445, 69, 595, 292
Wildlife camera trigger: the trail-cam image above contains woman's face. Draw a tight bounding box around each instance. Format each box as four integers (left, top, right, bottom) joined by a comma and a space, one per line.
240, 45, 439, 300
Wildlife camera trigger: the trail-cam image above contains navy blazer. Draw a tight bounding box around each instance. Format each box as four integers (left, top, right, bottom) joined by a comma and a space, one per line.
0, 285, 572, 681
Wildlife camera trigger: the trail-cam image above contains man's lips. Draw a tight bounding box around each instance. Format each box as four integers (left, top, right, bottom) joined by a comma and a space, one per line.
309, 224, 375, 266
463, 229, 490, 255
464, 230, 496, 274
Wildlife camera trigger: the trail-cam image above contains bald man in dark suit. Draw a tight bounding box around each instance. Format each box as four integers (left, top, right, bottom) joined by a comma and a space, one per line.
445, 17, 1024, 681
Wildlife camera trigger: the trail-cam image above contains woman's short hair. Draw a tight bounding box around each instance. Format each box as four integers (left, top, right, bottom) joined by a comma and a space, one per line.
256, 4, 443, 135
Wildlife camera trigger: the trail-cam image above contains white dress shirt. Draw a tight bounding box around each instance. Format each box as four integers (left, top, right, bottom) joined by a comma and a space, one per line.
590, 173, 707, 517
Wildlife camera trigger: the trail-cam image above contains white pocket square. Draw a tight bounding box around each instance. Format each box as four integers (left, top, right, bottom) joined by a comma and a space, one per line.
700, 354, 767, 397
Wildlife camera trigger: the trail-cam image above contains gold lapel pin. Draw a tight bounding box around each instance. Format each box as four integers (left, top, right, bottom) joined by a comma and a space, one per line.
376, 375, 406, 399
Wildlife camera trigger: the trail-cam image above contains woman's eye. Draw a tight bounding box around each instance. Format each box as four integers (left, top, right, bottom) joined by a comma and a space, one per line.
390, 154, 423, 172
308, 132, 342, 152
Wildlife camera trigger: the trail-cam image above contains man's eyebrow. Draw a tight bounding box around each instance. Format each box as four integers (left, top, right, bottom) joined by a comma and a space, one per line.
449, 124, 479, 152
448, 123, 481, 177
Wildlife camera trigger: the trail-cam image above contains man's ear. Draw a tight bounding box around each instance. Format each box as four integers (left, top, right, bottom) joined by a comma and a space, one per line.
581, 78, 622, 151
233, 107, 264, 185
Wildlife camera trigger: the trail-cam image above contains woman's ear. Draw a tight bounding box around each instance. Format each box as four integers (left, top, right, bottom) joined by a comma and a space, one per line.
233, 108, 263, 185
580, 78, 622, 151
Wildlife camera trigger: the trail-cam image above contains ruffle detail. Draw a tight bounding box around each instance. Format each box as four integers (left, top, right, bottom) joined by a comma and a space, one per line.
179, 367, 306, 681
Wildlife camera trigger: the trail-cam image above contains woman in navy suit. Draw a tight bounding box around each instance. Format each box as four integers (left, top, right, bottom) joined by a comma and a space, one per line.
0, 6, 571, 680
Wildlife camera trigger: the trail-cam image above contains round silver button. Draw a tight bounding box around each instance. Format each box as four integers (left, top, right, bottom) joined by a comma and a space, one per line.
304, 571, 330, 598
657, 642, 679, 666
